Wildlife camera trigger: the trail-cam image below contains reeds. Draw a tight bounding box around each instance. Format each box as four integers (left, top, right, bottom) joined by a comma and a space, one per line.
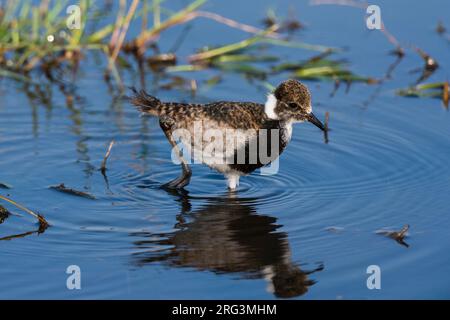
1, 0, 444, 104
0, 0, 338, 92
100, 140, 115, 174
0, 0, 103, 84
0, 194, 49, 229
397, 81, 449, 108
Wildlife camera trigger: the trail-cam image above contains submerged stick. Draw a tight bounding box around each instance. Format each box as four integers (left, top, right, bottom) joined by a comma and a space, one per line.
324, 112, 330, 144
0, 194, 49, 229
0, 205, 10, 224
50, 184, 96, 200
0, 229, 42, 241
101, 140, 115, 174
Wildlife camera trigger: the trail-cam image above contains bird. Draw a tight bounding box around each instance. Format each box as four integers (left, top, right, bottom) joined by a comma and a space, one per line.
130, 79, 325, 190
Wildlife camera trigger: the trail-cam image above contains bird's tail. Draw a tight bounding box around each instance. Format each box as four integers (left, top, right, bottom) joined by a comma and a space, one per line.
130, 87, 164, 116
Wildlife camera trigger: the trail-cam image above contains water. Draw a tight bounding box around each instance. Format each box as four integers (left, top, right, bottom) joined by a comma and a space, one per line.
1, 0, 450, 299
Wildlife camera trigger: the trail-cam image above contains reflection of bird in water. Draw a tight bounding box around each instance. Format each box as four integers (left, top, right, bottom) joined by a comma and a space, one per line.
131, 189, 323, 298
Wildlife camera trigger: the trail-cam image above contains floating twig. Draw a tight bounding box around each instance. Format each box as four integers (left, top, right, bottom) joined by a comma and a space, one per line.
0, 205, 11, 224
376, 224, 410, 247
0, 194, 49, 229
101, 140, 115, 174
49, 184, 96, 200
412, 47, 439, 85
0, 228, 44, 241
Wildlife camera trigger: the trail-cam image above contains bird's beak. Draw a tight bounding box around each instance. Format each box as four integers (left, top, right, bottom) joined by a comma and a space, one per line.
307, 112, 325, 131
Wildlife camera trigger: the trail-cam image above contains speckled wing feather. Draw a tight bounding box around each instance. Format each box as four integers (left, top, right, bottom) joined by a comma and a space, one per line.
130, 89, 289, 175
202, 101, 268, 130
131, 88, 269, 130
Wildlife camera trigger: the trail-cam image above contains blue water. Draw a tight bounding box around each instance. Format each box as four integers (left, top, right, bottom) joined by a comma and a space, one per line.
1, 0, 450, 299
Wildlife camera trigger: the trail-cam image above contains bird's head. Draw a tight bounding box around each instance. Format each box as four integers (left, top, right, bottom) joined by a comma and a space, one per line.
265, 79, 325, 131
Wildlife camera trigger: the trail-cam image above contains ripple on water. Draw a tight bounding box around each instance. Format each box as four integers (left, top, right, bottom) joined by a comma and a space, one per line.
102, 106, 450, 223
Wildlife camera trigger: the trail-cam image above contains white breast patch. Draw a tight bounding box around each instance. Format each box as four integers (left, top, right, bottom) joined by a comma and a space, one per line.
283, 121, 293, 144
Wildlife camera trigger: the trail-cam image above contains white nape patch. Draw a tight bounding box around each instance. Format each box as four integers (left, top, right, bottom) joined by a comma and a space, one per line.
226, 174, 240, 190
264, 94, 278, 120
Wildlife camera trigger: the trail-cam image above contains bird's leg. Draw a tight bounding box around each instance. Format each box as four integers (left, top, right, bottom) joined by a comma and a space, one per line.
159, 116, 192, 189
226, 174, 240, 190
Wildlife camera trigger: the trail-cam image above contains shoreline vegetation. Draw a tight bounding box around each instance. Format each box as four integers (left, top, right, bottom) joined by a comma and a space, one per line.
0, 0, 447, 104
0, 0, 378, 93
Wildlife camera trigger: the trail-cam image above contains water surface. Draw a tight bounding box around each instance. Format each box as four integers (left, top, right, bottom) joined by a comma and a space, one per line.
1, 0, 450, 299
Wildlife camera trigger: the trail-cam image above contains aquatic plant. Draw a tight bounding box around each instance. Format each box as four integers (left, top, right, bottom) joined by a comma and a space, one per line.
0, 0, 337, 92
397, 81, 449, 108
0, 194, 49, 230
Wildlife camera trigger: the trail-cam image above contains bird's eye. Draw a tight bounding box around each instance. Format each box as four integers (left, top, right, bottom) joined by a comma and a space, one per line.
288, 103, 297, 109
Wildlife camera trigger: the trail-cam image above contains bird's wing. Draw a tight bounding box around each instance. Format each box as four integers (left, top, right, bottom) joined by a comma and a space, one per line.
202, 102, 267, 130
